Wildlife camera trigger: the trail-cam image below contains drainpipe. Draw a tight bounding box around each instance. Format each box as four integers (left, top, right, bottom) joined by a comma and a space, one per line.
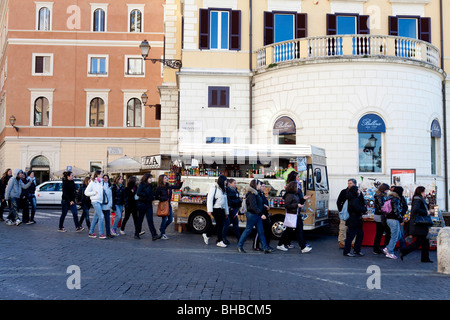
249, 0, 253, 144
440, 0, 449, 210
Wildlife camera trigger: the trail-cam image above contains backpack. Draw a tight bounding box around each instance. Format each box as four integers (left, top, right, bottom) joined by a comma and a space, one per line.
381, 199, 392, 215
339, 200, 349, 221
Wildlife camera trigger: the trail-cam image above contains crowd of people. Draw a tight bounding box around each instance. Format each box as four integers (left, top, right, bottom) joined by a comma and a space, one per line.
0, 167, 435, 262
337, 178, 433, 263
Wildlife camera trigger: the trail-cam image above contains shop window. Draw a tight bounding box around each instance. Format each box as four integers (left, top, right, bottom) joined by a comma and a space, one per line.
358, 114, 385, 173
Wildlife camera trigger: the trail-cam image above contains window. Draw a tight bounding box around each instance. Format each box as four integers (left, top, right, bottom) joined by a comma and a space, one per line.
326, 14, 370, 55
127, 98, 142, 127
264, 12, 307, 46
208, 86, 229, 108
398, 18, 417, 38
93, 9, 105, 32
358, 114, 386, 173
32, 54, 53, 76
389, 16, 431, 43
199, 8, 241, 50
38, 7, 51, 31
130, 9, 142, 32
89, 161, 103, 172
273, 116, 296, 145
336, 15, 356, 35
125, 56, 144, 75
34, 97, 50, 126
88, 55, 108, 76
90, 98, 105, 127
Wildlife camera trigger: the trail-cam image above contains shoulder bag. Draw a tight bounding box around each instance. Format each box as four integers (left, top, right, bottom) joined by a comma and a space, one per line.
157, 200, 170, 217
414, 215, 433, 227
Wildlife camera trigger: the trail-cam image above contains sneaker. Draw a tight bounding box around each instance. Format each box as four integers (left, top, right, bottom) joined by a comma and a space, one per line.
385, 253, 398, 259
15, 219, 22, 226
277, 245, 288, 251
344, 252, 355, 257
237, 247, 246, 253
139, 231, 145, 236
88, 233, 97, 238
216, 241, 227, 248
120, 230, 126, 235
152, 234, 162, 241
26, 220, 36, 225
202, 233, 209, 245
6, 219, 15, 226
58, 228, 66, 232
76, 227, 85, 232
264, 247, 274, 254
99, 234, 107, 239
353, 251, 365, 256
111, 229, 119, 236
161, 234, 169, 240
301, 246, 312, 253
382, 247, 389, 254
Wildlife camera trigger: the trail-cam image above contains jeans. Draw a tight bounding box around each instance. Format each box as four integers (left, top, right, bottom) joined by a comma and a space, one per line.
160, 204, 173, 235
79, 202, 91, 228
223, 208, 241, 242
238, 212, 269, 250
136, 202, 157, 237
89, 202, 104, 235
7, 198, 19, 221
386, 219, 401, 254
121, 206, 137, 231
112, 204, 123, 232
103, 210, 111, 236
28, 196, 36, 222
59, 200, 80, 229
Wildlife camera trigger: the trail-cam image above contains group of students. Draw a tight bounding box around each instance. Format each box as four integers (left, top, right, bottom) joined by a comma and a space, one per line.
0, 168, 36, 225
337, 178, 433, 262
61, 170, 182, 240
202, 171, 312, 254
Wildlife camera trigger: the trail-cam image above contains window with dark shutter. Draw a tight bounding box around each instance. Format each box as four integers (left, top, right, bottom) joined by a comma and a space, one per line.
296, 13, 307, 38
419, 17, 431, 42
326, 14, 337, 35
199, 8, 209, 49
388, 16, 399, 36
35, 57, 44, 73
358, 15, 370, 34
264, 11, 274, 45
230, 10, 241, 50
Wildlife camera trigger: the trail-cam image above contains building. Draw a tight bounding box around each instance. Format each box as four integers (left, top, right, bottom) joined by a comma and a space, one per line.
0, 0, 165, 184
162, 0, 449, 210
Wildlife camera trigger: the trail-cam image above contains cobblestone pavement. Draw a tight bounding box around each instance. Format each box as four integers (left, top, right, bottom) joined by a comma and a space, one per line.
0, 208, 448, 302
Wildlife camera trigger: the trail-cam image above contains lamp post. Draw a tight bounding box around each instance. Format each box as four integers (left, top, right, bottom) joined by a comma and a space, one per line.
139, 39, 182, 69
141, 93, 161, 121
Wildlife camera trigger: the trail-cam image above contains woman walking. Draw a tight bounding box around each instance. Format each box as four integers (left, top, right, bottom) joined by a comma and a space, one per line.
155, 174, 183, 239
85, 170, 106, 239
372, 183, 391, 254
78, 176, 91, 229
277, 181, 311, 253
111, 175, 126, 236
237, 179, 273, 253
384, 186, 404, 259
400, 186, 433, 263
223, 178, 242, 245
102, 174, 114, 238
120, 176, 138, 235
135, 173, 161, 240
203, 175, 229, 247
343, 185, 366, 257
59, 171, 83, 232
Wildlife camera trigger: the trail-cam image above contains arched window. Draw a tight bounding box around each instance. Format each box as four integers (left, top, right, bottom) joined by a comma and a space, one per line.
127, 98, 142, 127
93, 9, 105, 32
31, 155, 50, 167
34, 97, 49, 126
358, 114, 385, 173
90, 98, 105, 127
273, 116, 296, 145
431, 119, 441, 175
130, 9, 142, 32
38, 7, 50, 31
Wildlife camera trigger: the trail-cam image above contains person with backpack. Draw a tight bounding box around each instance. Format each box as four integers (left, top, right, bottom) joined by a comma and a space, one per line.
223, 178, 241, 245
383, 186, 404, 259
203, 175, 229, 247
343, 185, 367, 257
237, 179, 273, 254
373, 183, 391, 254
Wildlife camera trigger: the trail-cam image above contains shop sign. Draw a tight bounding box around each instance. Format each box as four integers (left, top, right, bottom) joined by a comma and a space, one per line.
431, 120, 441, 138
141, 155, 161, 169
358, 114, 386, 133
391, 169, 416, 186
273, 116, 296, 135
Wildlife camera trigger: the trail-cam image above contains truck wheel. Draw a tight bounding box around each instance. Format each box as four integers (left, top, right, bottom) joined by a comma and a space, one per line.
270, 215, 285, 240
188, 211, 211, 234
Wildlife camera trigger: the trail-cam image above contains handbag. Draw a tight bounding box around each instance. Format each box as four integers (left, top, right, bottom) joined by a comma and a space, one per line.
414, 215, 433, 227
339, 200, 349, 221
157, 200, 170, 217
283, 212, 297, 228
102, 190, 109, 205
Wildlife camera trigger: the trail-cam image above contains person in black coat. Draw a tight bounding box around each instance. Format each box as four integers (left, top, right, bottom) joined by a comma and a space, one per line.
135, 173, 161, 240
373, 183, 391, 254
400, 186, 432, 263
155, 174, 183, 239
59, 171, 82, 232
343, 185, 367, 257
253, 182, 272, 250
223, 179, 242, 245
78, 176, 91, 229
120, 176, 138, 235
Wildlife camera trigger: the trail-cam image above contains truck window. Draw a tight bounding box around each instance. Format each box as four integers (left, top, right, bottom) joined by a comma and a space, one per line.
313, 165, 329, 192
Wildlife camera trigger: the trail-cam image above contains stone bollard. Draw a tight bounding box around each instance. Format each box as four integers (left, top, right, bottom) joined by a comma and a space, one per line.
437, 227, 450, 275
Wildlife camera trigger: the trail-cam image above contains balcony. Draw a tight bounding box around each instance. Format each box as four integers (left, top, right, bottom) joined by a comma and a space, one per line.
255, 35, 440, 71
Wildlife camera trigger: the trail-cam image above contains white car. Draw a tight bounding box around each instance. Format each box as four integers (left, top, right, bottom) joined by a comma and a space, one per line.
35, 180, 82, 205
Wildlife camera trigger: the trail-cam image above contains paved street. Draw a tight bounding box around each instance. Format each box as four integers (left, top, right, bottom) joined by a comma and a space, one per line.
0, 207, 448, 303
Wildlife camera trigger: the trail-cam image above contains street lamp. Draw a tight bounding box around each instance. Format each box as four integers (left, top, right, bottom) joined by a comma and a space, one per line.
139, 39, 182, 69
9, 115, 19, 132
141, 93, 161, 121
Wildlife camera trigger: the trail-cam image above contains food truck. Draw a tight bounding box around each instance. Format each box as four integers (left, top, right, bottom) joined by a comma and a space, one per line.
172, 144, 329, 239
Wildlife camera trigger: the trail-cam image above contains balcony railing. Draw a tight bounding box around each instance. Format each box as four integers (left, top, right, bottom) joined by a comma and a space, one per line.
255, 35, 440, 70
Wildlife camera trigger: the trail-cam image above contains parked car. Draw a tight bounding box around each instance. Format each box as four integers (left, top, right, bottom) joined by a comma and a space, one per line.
35, 180, 82, 205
